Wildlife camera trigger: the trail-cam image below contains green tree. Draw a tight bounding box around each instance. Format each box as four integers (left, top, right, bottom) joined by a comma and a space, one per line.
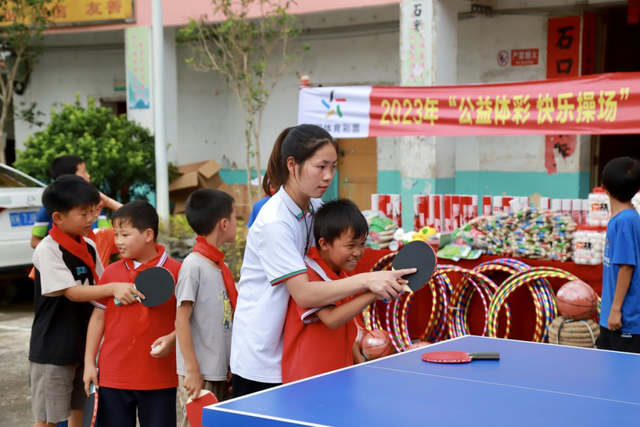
178, 0, 307, 205
14, 95, 172, 203
0, 0, 57, 164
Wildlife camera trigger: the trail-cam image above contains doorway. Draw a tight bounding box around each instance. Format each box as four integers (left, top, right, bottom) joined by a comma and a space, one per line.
337, 137, 377, 210
592, 7, 640, 187
100, 97, 127, 116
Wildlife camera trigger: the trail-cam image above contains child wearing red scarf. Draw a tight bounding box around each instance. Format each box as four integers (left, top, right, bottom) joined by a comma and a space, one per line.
282, 199, 377, 383
175, 189, 238, 426
83, 200, 181, 427
29, 176, 138, 427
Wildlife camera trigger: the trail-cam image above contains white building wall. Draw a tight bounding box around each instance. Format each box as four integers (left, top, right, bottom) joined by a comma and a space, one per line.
175, 19, 401, 170
14, 32, 126, 150
456, 14, 549, 174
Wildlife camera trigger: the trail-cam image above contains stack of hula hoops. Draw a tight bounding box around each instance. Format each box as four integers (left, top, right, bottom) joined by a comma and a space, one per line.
361, 254, 601, 352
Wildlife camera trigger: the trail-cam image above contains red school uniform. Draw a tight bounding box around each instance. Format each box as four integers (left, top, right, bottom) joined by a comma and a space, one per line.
95, 248, 181, 390
282, 248, 357, 384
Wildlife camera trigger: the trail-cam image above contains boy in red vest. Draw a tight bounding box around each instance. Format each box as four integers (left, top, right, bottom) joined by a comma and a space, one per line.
83, 200, 181, 427
282, 199, 376, 383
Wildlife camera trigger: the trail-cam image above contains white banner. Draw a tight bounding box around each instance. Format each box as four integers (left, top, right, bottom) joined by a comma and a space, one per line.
297, 86, 372, 138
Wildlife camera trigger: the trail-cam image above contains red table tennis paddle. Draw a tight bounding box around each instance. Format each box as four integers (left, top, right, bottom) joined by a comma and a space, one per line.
421, 351, 500, 364
392, 240, 438, 292
114, 266, 175, 307
186, 390, 219, 427
81, 383, 98, 427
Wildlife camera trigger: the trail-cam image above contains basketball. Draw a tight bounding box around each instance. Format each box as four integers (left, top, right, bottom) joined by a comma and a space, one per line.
408, 341, 432, 350
355, 324, 367, 348
361, 330, 394, 360
556, 280, 598, 320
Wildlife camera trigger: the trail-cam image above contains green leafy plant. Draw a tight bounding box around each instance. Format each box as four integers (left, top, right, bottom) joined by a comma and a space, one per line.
0, 0, 58, 164
158, 214, 197, 261
14, 94, 177, 203
159, 214, 248, 281
178, 0, 308, 206
221, 220, 248, 282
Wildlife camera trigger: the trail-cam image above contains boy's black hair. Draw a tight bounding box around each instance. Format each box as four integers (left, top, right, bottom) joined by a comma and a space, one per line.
42, 175, 100, 217
602, 157, 640, 202
112, 200, 159, 241
313, 199, 368, 245
185, 189, 235, 236
50, 155, 85, 180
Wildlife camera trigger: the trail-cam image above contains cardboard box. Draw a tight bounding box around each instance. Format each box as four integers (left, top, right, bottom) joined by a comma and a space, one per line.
493, 196, 503, 214
371, 194, 379, 212
482, 196, 492, 216
452, 195, 461, 230
443, 195, 452, 232
390, 194, 402, 228
413, 195, 428, 231
502, 196, 513, 213
379, 194, 392, 218
471, 195, 478, 220
169, 160, 224, 193
170, 160, 224, 214
227, 183, 257, 223
432, 195, 442, 232
428, 195, 435, 228
169, 159, 262, 222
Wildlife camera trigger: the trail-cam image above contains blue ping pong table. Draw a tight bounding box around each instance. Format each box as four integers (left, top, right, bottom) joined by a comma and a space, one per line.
203, 336, 640, 426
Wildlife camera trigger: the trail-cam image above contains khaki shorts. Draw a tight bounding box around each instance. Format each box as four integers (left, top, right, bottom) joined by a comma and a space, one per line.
178, 375, 232, 427
30, 362, 86, 424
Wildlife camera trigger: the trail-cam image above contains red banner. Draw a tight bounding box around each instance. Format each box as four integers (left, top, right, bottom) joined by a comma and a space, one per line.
367, 72, 640, 137
547, 16, 581, 78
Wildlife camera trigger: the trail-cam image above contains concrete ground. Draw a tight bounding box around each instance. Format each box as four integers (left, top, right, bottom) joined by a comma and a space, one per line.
0, 303, 186, 426
0, 303, 36, 427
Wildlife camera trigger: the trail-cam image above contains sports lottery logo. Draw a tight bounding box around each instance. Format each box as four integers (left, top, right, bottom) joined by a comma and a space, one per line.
321, 90, 347, 119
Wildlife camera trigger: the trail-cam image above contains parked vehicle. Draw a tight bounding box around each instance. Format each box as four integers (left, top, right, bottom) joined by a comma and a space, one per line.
0, 164, 45, 272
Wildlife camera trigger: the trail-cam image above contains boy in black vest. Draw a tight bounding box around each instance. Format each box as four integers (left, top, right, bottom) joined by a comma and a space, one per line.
30, 175, 137, 427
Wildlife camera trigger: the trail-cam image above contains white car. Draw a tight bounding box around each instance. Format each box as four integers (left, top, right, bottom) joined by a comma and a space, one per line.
0, 163, 45, 272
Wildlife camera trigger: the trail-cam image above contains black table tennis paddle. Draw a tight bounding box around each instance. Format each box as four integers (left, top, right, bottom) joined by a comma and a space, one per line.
391, 240, 438, 292
114, 266, 175, 307
134, 267, 175, 307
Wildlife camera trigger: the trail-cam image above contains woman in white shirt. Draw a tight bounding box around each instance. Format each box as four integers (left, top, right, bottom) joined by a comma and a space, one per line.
231, 124, 414, 396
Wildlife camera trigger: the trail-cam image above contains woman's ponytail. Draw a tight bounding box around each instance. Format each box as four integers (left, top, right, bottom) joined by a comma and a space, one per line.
263, 127, 292, 196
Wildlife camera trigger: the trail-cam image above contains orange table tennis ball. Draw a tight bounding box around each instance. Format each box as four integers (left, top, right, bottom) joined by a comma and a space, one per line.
556, 280, 598, 320
361, 330, 395, 360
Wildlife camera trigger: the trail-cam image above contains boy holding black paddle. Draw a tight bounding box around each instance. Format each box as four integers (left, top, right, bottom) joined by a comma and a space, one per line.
29, 176, 139, 427
175, 189, 238, 426
83, 200, 181, 427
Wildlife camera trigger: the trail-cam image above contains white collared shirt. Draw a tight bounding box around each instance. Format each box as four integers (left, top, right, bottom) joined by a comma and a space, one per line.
231, 187, 322, 383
